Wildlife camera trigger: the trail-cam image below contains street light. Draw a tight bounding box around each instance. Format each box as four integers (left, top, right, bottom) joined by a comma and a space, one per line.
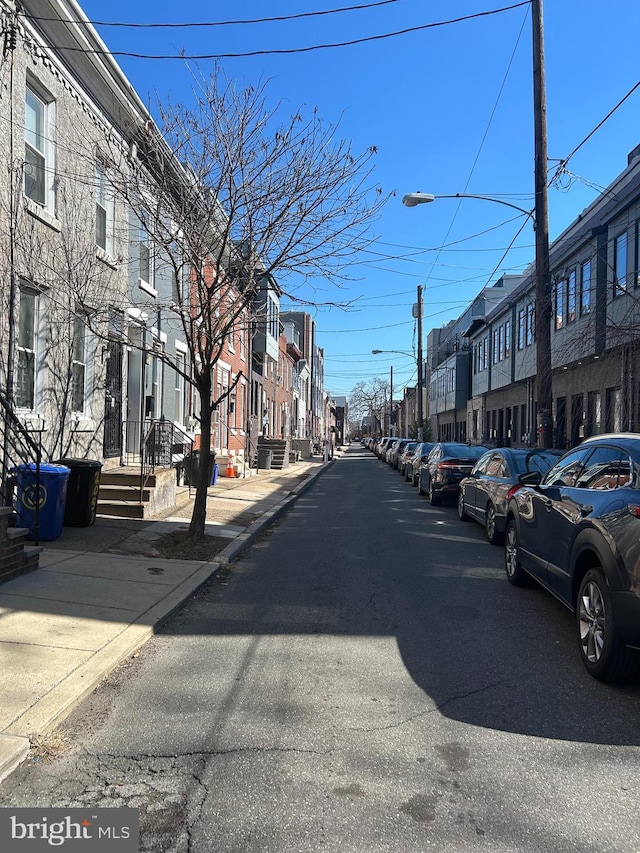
402, 188, 552, 448
401, 1, 552, 448
371, 347, 423, 440
401, 192, 535, 221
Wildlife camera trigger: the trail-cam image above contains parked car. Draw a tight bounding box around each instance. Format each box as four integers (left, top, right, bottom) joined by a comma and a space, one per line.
398, 441, 418, 476
388, 438, 412, 469
374, 436, 392, 458
458, 447, 563, 544
504, 433, 640, 682
418, 443, 489, 505
405, 442, 436, 486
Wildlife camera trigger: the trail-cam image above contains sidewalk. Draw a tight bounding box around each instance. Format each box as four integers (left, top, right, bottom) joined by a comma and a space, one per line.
0, 456, 332, 784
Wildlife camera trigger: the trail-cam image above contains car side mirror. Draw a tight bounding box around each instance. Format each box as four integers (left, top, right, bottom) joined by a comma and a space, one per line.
519, 470, 542, 487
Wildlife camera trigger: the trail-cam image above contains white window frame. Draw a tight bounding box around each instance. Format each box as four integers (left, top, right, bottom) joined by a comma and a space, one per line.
95, 161, 115, 256
174, 345, 188, 427
138, 211, 156, 295
16, 289, 39, 411
24, 81, 56, 212
71, 314, 88, 414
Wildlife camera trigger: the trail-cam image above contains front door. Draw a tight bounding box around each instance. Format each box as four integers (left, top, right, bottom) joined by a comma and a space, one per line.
103, 338, 123, 459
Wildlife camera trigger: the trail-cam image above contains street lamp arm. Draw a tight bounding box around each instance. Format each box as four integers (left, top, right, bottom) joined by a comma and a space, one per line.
402, 191, 535, 223
371, 349, 415, 358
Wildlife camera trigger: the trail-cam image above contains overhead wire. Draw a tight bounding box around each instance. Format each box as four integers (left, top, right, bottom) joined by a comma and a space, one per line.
29, 0, 405, 28
549, 78, 640, 188
28, 3, 531, 61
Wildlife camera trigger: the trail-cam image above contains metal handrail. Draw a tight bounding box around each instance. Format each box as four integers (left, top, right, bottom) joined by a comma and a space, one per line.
0, 391, 43, 543
139, 419, 194, 500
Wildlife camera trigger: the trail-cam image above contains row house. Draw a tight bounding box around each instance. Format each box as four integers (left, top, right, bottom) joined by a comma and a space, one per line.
426, 276, 523, 442
0, 0, 333, 525
281, 311, 326, 451
427, 143, 640, 450
0, 0, 191, 476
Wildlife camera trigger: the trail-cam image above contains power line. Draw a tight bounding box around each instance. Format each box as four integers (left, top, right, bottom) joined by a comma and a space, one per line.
35, 3, 531, 61
29, 0, 404, 28
550, 79, 640, 186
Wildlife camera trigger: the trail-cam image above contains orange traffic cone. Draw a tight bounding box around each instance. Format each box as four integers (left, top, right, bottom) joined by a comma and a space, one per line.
226, 456, 235, 478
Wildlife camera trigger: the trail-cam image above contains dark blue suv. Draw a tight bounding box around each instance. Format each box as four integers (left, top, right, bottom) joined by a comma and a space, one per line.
504, 434, 640, 682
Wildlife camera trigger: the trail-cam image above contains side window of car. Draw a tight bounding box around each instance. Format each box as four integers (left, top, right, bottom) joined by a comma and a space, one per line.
472, 454, 491, 475
486, 454, 504, 477
575, 446, 625, 490
543, 447, 592, 487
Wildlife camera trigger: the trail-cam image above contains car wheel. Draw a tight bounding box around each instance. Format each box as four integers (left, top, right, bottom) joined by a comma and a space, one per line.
577, 568, 633, 682
458, 490, 470, 521
418, 473, 427, 496
429, 480, 442, 506
405, 467, 411, 482
485, 503, 502, 545
504, 519, 529, 586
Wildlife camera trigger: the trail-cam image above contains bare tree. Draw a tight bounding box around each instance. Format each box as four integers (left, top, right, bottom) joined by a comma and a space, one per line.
349, 377, 390, 437
106, 68, 386, 540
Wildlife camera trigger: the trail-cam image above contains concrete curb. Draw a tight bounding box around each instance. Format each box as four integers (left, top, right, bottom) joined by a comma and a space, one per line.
0, 458, 333, 783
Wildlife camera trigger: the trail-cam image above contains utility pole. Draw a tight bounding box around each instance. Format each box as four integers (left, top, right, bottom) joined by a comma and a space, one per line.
416, 285, 424, 441
532, 0, 553, 448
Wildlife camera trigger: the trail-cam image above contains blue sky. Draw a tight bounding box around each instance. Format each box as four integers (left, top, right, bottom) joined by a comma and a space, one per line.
80, 0, 640, 398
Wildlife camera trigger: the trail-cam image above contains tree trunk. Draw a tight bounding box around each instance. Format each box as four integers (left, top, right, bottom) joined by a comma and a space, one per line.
188, 377, 213, 541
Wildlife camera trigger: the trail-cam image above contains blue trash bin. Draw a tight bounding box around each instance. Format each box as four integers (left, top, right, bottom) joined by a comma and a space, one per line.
13, 463, 70, 541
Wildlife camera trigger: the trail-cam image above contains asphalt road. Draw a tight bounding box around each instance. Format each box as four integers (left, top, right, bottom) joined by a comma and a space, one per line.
2, 445, 640, 852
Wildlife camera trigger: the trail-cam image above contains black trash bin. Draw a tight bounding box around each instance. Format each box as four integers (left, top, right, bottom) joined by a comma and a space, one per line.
54, 458, 102, 527
183, 451, 216, 486
257, 447, 273, 470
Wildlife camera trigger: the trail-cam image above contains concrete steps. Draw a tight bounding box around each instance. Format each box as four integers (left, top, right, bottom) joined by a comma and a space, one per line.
97, 467, 174, 519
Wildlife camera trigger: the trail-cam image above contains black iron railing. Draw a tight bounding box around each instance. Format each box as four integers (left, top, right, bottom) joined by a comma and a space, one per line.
138, 419, 193, 501
0, 391, 43, 543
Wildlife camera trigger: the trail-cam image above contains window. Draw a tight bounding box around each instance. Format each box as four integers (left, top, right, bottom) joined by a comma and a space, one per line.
492, 329, 499, 365
567, 269, 577, 323
555, 279, 565, 330
498, 324, 505, 361
95, 162, 114, 255
504, 319, 511, 359
267, 297, 279, 339
580, 260, 591, 314
544, 447, 592, 488
517, 309, 525, 350
139, 213, 154, 291
525, 304, 535, 346
16, 290, 38, 409
71, 315, 87, 413
575, 447, 627, 491
227, 317, 235, 352
25, 83, 55, 210
175, 351, 186, 426
614, 231, 628, 296
239, 313, 246, 360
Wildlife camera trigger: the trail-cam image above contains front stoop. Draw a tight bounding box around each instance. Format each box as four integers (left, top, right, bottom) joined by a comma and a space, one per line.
257, 438, 290, 469
97, 467, 176, 519
0, 507, 43, 583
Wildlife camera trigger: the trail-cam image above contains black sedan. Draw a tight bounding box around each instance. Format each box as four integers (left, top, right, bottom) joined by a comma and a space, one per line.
418, 442, 488, 506
458, 447, 563, 544
504, 433, 640, 682
405, 442, 436, 486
